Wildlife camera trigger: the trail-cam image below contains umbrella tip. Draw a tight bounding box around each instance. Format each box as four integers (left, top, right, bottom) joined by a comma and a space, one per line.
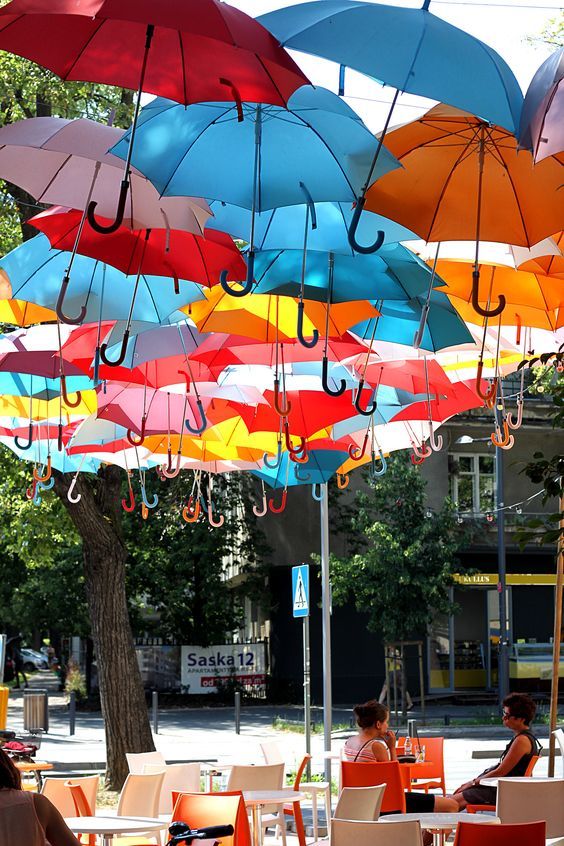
422, 0, 431, 9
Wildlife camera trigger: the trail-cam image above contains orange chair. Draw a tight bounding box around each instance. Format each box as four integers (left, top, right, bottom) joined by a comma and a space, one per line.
409, 737, 446, 795
453, 820, 545, 846
172, 791, 252, 846
466, 755, 540, 814
341, 761, 406, 814
282, 754, 309, 846
65, 782, 96, 846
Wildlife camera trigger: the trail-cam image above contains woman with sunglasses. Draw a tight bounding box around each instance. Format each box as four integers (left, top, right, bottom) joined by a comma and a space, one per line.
451, 692, 541, 810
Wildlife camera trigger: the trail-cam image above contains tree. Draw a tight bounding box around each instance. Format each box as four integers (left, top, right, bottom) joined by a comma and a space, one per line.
328, 453, 467, 642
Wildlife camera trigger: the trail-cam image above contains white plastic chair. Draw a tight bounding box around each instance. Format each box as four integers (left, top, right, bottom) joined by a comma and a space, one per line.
117, 771, 165, 817
227, 763, 287, 846
496, 777, 564, 839
126, 751, 167, 774
143, 762, 201, 814
333, 785, 385, 821
41, 774, 99, 817
331, 818, 422, 846
553, 729, 564, 779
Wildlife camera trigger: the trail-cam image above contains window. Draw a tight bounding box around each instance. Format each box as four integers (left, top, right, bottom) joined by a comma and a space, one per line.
449, 453, 495, 515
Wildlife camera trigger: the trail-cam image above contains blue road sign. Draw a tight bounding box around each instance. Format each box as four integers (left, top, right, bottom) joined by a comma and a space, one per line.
292, 564, 309, 618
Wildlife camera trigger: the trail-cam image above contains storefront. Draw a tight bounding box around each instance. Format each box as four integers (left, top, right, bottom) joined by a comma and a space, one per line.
427, 573, 559, 692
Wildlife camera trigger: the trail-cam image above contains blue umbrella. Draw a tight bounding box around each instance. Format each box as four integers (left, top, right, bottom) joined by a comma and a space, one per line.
253, 447, 349, 490
0, 373, 93, 399
111, 85, 399, 294
259, 0, 523, 253
518, 47, 564, 162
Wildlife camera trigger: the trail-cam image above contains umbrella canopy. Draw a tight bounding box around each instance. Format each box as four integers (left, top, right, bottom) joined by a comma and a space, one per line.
0, 0, 308, 107
30, 206, 247, 287
364, 104, 564, 248
259, 0, 523, 133
0, 117, 212, 233
513, 232, 564, 281
0, 299, 56, 327
519, 47, 564, 162
253, 447, 349, 489
110, 86, 399, 208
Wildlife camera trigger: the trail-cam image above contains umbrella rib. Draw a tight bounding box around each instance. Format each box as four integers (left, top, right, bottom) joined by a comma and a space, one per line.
140, 272, 162, 323
60, 19, 107, 81
488, 131, 532, 246
424, 136, 476, 241
255, 53, 287, 106
35, 153, 73, 202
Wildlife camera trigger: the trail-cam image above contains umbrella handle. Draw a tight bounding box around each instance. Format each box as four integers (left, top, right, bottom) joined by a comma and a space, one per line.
429, 428, 443, 452
67, 476, 81, 504
57, 423, 64, 452
32, 486, 42, 506
491, 420, 514, 449
87, 178, 129, 235
127, 416, 146, 447
220, 250, 254, 297
140, 480, 159, 509
274, 377, 292, 417
370, 448, 387, 479
413, 302, 430, 350
507, 399, 523, 431
296, 301, 319, 349
207, 502, 225, 528
410, 451, 426, 465
56, 275, 87, 326
294, 465, 311, 482
348, 432, 369, 461
185, 399, 207, 434
471, 269, 506, 318
284, 423, 306, 457
14, 424, 33, 451
347, 197, 385, 255
337, 472, 349, 489
252, 492, 268, 517
163, 260, 180, 295
100, 329, 130, 368
475, 362, 498, 404
219, 77, 244, 122
411, 440, 432, 459
263, 442, 282, 469
26, 479, 38, 501
312, 483, 324, 501
162, 451, 182, 479
354, 378, 377, 416
141, 502, 150, 520
61, 375, 82, 409
178, 369, 191, 392
33, 456, 52, 483
182, 496, 201, 523
268, 489, 287, 514
121, 486, 136, 512
299, 181, 317, 230
322, 356, 346, 397
38, 476, 55, 492
290, 447, 308, 464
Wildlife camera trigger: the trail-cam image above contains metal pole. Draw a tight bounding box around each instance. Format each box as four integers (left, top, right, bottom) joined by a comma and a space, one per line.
320, 483, 332, 784
152, 690, 159, 735
548, 496, 564, 776
418, 643, 426, 726
69, 691, 76, 736
303, 615, 312, 780
234, 691, 241, 735
496, 436, 510, 704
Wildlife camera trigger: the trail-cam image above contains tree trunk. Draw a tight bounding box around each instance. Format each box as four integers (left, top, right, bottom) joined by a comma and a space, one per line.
54, 466, 154, 789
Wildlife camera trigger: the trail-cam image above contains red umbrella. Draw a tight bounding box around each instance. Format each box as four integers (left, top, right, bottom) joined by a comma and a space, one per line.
30, 206, 247, 290
0, 0, 308, 231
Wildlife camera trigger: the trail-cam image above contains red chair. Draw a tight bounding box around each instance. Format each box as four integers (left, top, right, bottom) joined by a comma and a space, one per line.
172, 791, 251, 846
341, 761, 406, 814
466, 755, 540, 814
453, 820, 545, 846
409, 737, 446, 795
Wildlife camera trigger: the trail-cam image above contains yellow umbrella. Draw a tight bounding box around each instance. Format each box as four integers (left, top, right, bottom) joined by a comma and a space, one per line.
0, 299, 57, 326
0, 391, 96, 419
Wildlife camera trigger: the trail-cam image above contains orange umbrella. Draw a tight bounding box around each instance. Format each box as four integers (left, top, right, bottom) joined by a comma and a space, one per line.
365, 104, 564, 319
513, 231, 564, 280
0, 297, 56, 326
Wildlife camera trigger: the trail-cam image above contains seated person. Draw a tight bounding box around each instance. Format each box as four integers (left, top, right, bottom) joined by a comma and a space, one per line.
450, 692, 541, 810
344, 700, 459, 813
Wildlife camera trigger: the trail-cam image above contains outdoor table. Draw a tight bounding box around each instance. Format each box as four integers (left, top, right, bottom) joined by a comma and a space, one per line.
14, 759, 53, 789
64, 815, 168, 846
201, 761, 234, 791
398, 760, 436, 790
380, 812, 500, 846
480, 775, 548, 787
243, 790, 303, 846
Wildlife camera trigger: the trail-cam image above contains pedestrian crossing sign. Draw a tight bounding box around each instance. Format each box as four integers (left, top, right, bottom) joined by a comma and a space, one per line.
292, 564, 309, 618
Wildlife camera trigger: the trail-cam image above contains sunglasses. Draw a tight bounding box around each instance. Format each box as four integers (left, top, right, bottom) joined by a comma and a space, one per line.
501, 711, 512, 719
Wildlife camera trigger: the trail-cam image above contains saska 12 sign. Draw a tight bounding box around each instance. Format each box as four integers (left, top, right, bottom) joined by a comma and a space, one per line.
181, 643, 267, 693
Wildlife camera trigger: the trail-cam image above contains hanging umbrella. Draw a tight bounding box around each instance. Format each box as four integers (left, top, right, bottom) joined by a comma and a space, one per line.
110, 86, 399, 293
0, 0, 309, 231
512, 233, 564, 281
0, 299, 57, 327
253, 447, 349, 489
259, 0, 523, 253
519, 47, 564, 163
363, 104, 564, 319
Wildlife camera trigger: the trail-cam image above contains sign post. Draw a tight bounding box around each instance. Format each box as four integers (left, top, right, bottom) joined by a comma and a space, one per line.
292, 564, 311, 778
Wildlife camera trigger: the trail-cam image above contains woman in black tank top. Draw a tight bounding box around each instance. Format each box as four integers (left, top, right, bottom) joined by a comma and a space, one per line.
451, 692, 541, 810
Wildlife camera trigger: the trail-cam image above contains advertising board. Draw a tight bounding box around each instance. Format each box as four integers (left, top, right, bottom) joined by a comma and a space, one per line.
181, 643, 266, 693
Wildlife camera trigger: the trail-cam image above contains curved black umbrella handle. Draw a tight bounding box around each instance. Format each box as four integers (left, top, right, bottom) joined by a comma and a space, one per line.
347, 197, 385, 255
296, 301, 319, 348
14, 423, 33, 451
99, 329, 130, 368
220, 77, 244, 122
185, 399, 207, 434
471, 268, 506, 317
61, 374, 82, 409
87, 178, 129, 235
220, 249, 255, 297
355, 378, 377, 416
56, 274, 87, 325
322, 355, 346, 397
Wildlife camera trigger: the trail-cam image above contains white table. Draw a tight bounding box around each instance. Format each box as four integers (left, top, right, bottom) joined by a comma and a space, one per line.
481, 775, 552, 787
379, 812, 500, 846
65, 815, 168, 846
243, 790, 303, 846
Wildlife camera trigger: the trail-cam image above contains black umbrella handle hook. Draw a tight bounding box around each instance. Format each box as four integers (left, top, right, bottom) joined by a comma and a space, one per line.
347, 197, 385, 254
87, 178, 129, 234
296, 301, 319, 348
99, 329, 130, 368
220, 250, 255, 297
56, 274, 87, 325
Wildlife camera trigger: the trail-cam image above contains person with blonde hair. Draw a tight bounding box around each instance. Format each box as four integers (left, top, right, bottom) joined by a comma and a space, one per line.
0, 747, 80, 846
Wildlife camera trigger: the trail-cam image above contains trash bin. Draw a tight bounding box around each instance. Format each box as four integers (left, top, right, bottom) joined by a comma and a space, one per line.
0, 686, 8, 730
23, 689, 48, 732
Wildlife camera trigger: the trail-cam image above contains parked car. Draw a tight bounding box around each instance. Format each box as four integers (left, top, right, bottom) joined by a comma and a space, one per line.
20, 649, 48, 672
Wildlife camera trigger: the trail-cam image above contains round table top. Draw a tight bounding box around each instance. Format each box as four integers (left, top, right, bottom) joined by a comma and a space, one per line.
64, 816, 167, 835
243, 790, 303, 806
380, 813, 501, 829
14, 760, 53, 772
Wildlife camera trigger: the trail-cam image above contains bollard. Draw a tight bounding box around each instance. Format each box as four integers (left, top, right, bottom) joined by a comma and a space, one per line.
407, 718, 417, 738
444, 714, 450, 726
234, 691, 241, 735
69, 691, 76, 736
152, 690, 158, 735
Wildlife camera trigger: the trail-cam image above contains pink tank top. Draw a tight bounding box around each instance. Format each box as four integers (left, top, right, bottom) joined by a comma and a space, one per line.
0, 788, 46, 846
344, 736, 389, 762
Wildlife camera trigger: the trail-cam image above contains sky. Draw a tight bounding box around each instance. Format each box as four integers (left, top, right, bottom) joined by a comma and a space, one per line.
231, 0, 561, 131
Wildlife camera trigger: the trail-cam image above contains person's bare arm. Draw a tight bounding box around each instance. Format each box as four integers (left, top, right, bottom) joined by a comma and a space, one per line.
33, 793, 81, 846
370, 737, 392, 762
473, 735, 532, 784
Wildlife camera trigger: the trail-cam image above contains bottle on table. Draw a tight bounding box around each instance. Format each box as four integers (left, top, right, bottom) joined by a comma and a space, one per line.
404, 736, 412, 756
